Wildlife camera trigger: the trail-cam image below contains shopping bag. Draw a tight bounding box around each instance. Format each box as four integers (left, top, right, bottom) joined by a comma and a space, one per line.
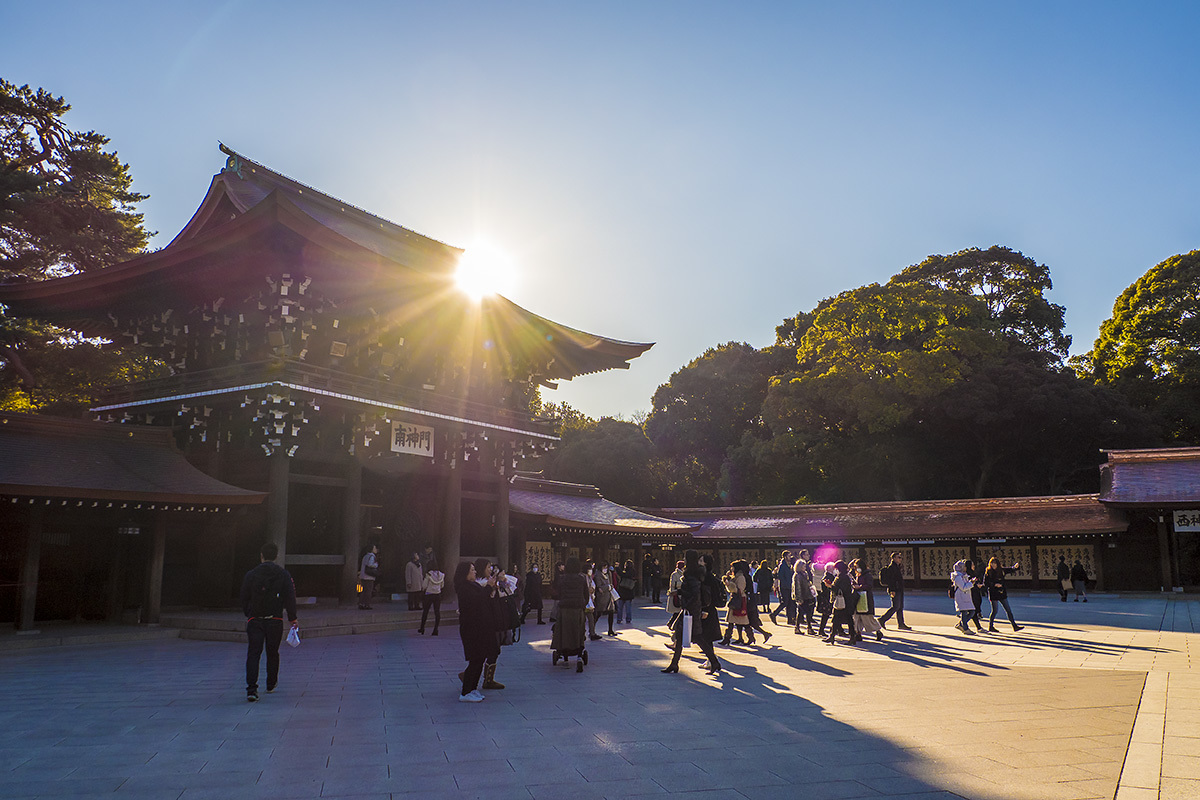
682, 614, 692, 648
286, 625, 301, 648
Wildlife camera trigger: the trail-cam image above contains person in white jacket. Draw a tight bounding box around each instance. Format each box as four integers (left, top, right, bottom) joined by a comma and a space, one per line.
951, 560, 978, 635
418, 567, 445, 635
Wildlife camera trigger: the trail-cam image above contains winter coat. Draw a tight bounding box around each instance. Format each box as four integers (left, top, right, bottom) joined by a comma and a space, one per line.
667, 568, 685, 611
830, 573, 855, 620
1056, 560, 1071, 581
754, 566, 773, 604
775, 560, 794, 600
1071, 563, 1088, 582
523, 570, 543, 606
725, 573, 750, 624
879, 561, 906, 594
557, 572, 590, 610
422, 570, 445, 595
700, 570, 724, 640
853, 570, 876, 615
670, 565, 706, 642
240, 561, 298, 622
792, 566, 815, 606
951, 564, 976, 611
593, 570, 614, 613
984, 566, 1018, 601
405, 560, 423, 592
616, 566, 638, 601
816, 574, 835, 614
457, 578, 501, 663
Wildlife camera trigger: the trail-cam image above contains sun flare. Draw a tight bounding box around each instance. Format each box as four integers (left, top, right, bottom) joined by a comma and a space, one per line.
455, 240, 516, 300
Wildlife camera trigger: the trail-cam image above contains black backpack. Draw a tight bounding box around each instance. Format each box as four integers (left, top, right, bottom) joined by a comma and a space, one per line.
249, 569, 286, 618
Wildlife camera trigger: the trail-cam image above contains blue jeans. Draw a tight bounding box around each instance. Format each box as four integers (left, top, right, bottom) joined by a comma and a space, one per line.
988, 597, 1017, 627
618, 598, 633, 623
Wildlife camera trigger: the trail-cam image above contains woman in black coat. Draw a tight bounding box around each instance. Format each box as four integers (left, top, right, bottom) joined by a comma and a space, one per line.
521, 564, 544, 624
984, 557, 1024, 632
455, 561, 501, 702
823, 560, 860, 646
662, 550, 722, 676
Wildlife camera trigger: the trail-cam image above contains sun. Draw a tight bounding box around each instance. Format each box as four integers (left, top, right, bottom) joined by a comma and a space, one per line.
455, 240, 516, 300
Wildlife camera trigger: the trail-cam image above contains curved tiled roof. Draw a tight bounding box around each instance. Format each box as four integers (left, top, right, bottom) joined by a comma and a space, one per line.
509, 476, 695, 536
1099, 447, 1200, 507
0, 414, 264, 505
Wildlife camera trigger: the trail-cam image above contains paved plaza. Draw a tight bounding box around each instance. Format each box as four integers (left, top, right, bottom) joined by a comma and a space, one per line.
1, 593, 1198, 800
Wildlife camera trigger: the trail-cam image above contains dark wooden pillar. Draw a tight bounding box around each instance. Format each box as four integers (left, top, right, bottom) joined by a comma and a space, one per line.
106, 533, 127, 622
267, 451, 290, 564
495, 474, 510, 570
341, 462, 363, 605
16, 505, 44, 633
443, 459, 462, 590
1158, 515, 1174, 591
143, 513, 167, 625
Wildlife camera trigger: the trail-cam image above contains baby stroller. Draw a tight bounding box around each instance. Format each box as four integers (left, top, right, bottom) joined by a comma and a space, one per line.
551, 606, 589, 672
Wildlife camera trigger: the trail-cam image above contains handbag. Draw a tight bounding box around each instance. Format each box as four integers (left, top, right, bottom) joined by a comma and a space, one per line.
833, 594, 846, 610
619, 577, 637, 591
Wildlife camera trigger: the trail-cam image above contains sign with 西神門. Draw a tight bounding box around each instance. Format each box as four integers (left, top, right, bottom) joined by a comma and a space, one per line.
1173, 511, 1200, 531
391, 421, 434, 457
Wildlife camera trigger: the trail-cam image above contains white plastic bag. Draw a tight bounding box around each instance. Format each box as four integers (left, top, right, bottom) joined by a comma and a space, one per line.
682, 614, 692, 648
286, 625, 301, 648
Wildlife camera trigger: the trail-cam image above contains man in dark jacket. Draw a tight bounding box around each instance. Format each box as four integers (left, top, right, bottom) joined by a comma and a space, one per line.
240, 542, 298, 702
1056, 556, 1071, 602
877, 552, 913, 630
770, 552, 794, 626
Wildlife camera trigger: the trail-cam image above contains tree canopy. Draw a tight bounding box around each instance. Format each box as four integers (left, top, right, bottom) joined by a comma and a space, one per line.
1, 79, 154, 416
892, 245, 1070, 362
1, 79, 150, 281
1080, 249, 1200, 443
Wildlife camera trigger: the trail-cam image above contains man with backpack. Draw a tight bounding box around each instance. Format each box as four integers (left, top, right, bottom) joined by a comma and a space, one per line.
877, 551, 913, 631
240, 542, 298, 702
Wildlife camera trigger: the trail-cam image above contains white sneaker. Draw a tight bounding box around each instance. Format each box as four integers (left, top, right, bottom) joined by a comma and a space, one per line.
458, 691, 483, 703
470, 690, 485, 701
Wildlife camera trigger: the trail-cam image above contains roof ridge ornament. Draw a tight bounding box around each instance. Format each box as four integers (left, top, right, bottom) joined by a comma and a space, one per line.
218, 142, 244, 179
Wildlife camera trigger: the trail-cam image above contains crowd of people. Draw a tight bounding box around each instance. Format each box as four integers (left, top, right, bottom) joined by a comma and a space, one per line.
240, 542, 1090, 704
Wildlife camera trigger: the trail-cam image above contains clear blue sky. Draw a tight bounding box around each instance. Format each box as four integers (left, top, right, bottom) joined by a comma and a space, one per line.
4, 2, 1198, 418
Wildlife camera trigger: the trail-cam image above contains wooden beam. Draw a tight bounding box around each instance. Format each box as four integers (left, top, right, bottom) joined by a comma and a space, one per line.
16, 506, 44, 633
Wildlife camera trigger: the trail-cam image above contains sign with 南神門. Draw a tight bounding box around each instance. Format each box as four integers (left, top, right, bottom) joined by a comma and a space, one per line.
391, 421, 434, 458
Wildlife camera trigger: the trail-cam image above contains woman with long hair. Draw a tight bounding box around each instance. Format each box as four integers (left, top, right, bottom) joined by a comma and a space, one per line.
454, 560, 501, 702
616, 559, 637, 624
662, 550, 722, 676
963, 559, 985, 632
823, 560, 860, 646
984, 557, 1024, 632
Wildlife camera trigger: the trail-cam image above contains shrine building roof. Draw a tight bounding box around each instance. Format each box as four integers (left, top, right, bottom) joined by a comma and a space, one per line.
509, 475, 696, 538
1099, 446, 1200, 508
0, 413, 265, 506
648, 494, 1127, 545
0, 146, 653, 382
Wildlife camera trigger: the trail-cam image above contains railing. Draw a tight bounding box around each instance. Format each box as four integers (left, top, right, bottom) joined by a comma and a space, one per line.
96, 359, 554, 435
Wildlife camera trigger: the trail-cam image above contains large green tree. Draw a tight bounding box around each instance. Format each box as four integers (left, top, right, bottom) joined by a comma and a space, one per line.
1079, 250, 1200, 443
892, 245, 1070, 362
541, 416, 662, 506
1, 79, 150, 280
645, 342, 789, 504
1, 79, 156, 415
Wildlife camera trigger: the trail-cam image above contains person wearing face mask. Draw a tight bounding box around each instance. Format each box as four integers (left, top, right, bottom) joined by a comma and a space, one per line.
593, 562, 616, 636
521, 563, 545, 625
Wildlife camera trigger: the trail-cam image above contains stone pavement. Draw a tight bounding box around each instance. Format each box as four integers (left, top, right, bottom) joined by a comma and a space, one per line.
0, 592, 1196, 800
